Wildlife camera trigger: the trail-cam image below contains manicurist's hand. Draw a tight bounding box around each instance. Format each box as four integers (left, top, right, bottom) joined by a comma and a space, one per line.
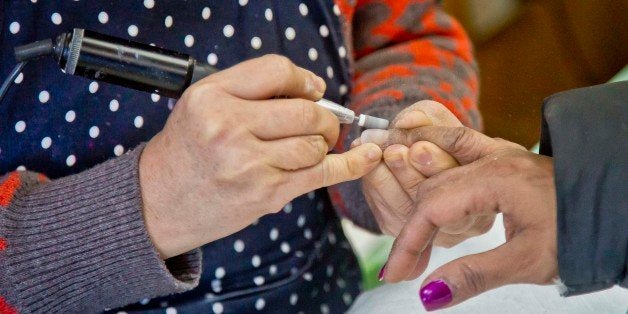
358, 101, 496, 248
381, 126, 558, 311
139, 55, 382, 259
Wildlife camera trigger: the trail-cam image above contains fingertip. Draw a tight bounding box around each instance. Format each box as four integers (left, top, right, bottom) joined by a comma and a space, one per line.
360, 129, 390, 146
383, 145, 407, 169
309, 74, 326, 99
350, 137, 362, 148
409, 142, 433, 167
419, 278, 453, 311
361, 142, 382, 162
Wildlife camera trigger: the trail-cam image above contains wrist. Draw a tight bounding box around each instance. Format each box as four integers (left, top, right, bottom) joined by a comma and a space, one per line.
139, 136, 192, 259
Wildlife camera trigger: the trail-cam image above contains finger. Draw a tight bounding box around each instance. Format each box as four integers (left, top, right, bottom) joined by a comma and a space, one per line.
392, 100, 463, 129
406, 243, 433, 280
360, 129, 390, 146
387, 126, 500, 164
384, 215, 436, 283
291, 143, 382, 192
393, 110, 432, 129
205, 54, 326, 100
433, 215, 496, 248
362, 162, 415, 235
383, 145, 426, 197
384, 165, 498, 282
408, 141, 459, 177
419, 234, 554, 311
264, 135, 328, 170
247, 98, 339, 148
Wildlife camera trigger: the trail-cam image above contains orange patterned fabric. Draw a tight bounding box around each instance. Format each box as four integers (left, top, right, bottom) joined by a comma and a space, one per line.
337, 0, 480, 130
330, 0, 480, 227
0, 173, 21, 208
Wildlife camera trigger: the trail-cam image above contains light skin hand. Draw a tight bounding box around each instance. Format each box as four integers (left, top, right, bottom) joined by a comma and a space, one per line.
380, 126, 557, 311
139, 55, 382, 259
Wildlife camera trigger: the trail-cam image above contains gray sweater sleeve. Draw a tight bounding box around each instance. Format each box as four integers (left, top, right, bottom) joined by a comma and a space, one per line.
540, 81, 628, 296
0, 144, 201, 313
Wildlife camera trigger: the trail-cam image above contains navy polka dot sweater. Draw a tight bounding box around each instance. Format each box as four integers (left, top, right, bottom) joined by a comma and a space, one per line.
0, 1, 479, 313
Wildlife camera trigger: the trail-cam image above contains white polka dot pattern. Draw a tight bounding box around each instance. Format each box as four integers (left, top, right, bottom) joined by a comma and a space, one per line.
3, 1, 357, 311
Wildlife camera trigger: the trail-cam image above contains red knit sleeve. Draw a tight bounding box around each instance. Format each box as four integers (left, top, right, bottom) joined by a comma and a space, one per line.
329, 0, 480, 231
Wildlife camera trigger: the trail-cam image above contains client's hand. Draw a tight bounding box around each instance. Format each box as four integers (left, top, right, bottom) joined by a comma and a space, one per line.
359, 101, 496, 248
140, 55, 382, 259
382, 126, 558, 311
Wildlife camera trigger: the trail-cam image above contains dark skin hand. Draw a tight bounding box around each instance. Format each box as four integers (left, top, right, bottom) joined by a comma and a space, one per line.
357, 101, 498, 248
380, 125, 559, 311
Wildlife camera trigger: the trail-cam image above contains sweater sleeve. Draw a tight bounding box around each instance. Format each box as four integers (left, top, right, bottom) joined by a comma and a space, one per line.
0, 144, 201, 313
539, 81, 628, 296
329, 0, 480, 232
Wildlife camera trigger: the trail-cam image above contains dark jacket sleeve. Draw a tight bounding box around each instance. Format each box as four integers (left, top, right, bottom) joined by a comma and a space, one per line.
539, 81, 627, 296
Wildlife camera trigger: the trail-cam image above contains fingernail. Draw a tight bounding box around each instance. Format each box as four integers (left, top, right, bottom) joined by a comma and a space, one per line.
394, 111, 430, 129
378, 263, 387, 281
420, 279, 453, 311
412, 150, 432, 166
360, 129, 390, 145
350, 138, 362, 148
395, 114, 411, 127
366, 146, 381, 161
312, 75, 326, 95
388, 155, 404, 168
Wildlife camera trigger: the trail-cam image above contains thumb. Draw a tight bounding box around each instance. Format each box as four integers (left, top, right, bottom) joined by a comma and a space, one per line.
293, 143, 382, 191
418, 235, 542, 311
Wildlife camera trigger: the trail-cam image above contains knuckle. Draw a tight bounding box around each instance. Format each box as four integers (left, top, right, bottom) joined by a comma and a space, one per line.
459, 262, 487, 296
267, 54, 294, 78
327, 156, 355, 184
308, 135, 328, 161
444, 127, 475, 154
397, 244, 422, 258
396, 198, 415, 218
292, 136, 326, 169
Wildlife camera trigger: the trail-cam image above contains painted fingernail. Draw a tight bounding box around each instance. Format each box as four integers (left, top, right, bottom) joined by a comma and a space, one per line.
378, 263, 387, 281
420, 279, 453, 311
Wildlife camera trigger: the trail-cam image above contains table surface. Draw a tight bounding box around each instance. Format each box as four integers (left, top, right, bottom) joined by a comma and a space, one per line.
349, 215, 628, 313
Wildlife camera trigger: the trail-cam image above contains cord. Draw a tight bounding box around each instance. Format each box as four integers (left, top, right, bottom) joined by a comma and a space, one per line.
0, 38, 53, 104
0, 61, 28, 104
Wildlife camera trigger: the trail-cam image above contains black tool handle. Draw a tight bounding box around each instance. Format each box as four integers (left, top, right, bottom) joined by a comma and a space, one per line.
55, 29, 217, 98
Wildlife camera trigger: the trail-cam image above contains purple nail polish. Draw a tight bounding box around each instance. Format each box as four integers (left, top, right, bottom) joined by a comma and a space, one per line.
420, 279, 452, 311
378, 264, 386, 281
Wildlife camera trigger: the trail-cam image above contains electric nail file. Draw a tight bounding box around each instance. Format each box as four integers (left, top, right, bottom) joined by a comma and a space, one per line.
8, 28, 389, 129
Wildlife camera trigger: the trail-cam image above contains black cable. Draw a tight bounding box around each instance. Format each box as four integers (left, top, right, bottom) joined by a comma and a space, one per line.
0, 61, 28, 103
0, 38, 53, 104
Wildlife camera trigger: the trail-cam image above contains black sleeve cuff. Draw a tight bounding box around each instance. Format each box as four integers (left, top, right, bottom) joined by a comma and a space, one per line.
540, 81, 628, 296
